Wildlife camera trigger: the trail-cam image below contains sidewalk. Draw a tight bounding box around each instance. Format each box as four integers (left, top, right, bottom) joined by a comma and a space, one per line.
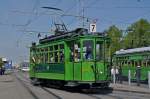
110, 83, 150, 94
0, 74, 13, 82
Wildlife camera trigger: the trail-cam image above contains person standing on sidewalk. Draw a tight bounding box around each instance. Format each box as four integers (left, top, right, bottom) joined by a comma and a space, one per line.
115, 66, 119, 82
0, 67, 2, 75
2, 66, 5, 75
118, 66, 122, 83
111, 66, 119, 83
135, 64, 141, 86
111, 66, 115, 82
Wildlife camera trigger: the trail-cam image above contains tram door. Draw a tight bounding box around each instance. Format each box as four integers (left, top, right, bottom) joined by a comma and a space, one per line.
95, 41, 107, 81
66, 41, 81, 81
73, 42, 82, 80
30, 48, 36, 78
82, 40, 95, 81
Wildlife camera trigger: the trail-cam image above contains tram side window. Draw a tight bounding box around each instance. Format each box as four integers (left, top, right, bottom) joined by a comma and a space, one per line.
49, 46, 53, 51
30, 50, 35, 63
37, 48, 41, 63
60, 51, 64, 62
121, 61, 124, 67
83, 40, 93, 60
124, 60, 128, 66
139, 60, 142, 66
40, 48, 44, 63
147, 60, 150, 67
59, 44, 64, 62
49, 46, 54, 63
42, 48, 46, 63
96, 42, 103, 60
45, 47, 48, 63
31, 49, 35, 63
128, 61, 131, 66
130, 60, 133, 67
50, 52, 54, 63
135, 60, 142, 67
53, 45, 59, 63
69, 43, 74, 62
142, 61, 147, 67
54, 45, 58, 50
60, 44, 64, 49
36, 49, 39, 62
74, 43, 81, 62
54, 52, 59, 62
36, 49, 40, 63
69, 42, 81, 62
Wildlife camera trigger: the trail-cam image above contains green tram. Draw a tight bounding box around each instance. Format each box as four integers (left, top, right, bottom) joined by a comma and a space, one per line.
29, 28, 111, 88
114, 47, 150, 81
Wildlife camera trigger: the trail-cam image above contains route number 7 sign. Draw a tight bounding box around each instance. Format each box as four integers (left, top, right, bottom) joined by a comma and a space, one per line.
90, 23, 96, 33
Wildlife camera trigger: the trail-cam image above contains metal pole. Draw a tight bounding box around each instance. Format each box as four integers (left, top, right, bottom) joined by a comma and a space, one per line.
128, 70, 131, 86
148, 71, 150, 89
113, 72, 116, 84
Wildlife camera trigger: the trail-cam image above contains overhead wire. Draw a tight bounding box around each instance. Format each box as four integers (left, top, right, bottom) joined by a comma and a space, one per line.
67, 0, 100, 27
16, 0, 40, 48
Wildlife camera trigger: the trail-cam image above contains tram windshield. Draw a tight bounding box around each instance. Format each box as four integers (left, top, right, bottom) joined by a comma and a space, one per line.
68, 40, 105, 62
83, 40, 93, 60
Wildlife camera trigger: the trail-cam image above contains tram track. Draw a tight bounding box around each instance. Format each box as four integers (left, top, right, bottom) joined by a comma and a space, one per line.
13, 71, 150, 99
14, 73, 40, 99
41, 87, 62, 99
14, 71, 102, 99
15, 71, 103, 99
13, 72, 63, 99
14, 71, 128, 99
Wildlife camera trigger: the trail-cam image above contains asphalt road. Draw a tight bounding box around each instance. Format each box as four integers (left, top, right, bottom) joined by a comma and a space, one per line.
0, 70, 150, 99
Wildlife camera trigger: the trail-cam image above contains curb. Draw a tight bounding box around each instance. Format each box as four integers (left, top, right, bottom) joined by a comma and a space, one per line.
113, 88, 150, 94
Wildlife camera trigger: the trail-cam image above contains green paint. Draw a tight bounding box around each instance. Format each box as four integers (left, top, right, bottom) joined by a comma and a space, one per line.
82, 62, 95, 81
114, 51, 150, 80
129, 56, 143, 60
29, 34, 111, 84
73, 62, 82, 80
35, 63, 64, 74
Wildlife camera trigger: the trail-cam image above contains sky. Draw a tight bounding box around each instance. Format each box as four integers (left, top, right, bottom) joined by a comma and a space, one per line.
0, 0, 150, 65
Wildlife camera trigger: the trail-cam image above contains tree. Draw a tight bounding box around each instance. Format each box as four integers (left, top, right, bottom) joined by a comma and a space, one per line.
123, 19, 150, 49
106, 25, 122, 55
0, 58, 4, 68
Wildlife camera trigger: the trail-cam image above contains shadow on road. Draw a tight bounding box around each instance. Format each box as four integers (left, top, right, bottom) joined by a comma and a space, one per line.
64, 87, 113, 94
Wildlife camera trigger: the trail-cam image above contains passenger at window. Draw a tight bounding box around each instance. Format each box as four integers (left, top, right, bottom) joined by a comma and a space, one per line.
60, 52, 64, 62
50, 55, 54, 62
74, 51, 79, 62
85, 46, 92, 60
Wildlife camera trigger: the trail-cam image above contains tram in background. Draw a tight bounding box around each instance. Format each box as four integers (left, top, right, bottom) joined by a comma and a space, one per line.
20, 62, 30, 72
29, 24, 111, 88
4, 60, 13, 71
0, 58, 13, 75
113, 47, 150, 81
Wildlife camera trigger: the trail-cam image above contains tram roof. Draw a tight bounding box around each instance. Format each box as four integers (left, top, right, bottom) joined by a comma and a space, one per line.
39, 28, 106, 44
115, 46, 150, 55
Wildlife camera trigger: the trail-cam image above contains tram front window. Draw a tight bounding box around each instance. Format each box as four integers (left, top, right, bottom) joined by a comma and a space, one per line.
83, 40, 93, 60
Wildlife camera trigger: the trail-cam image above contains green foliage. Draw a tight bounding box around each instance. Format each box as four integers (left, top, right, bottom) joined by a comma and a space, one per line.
123, 19, 150, 49
0, 58, 4, 68
106, 19, 150, 55
106, 25, 122, 55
